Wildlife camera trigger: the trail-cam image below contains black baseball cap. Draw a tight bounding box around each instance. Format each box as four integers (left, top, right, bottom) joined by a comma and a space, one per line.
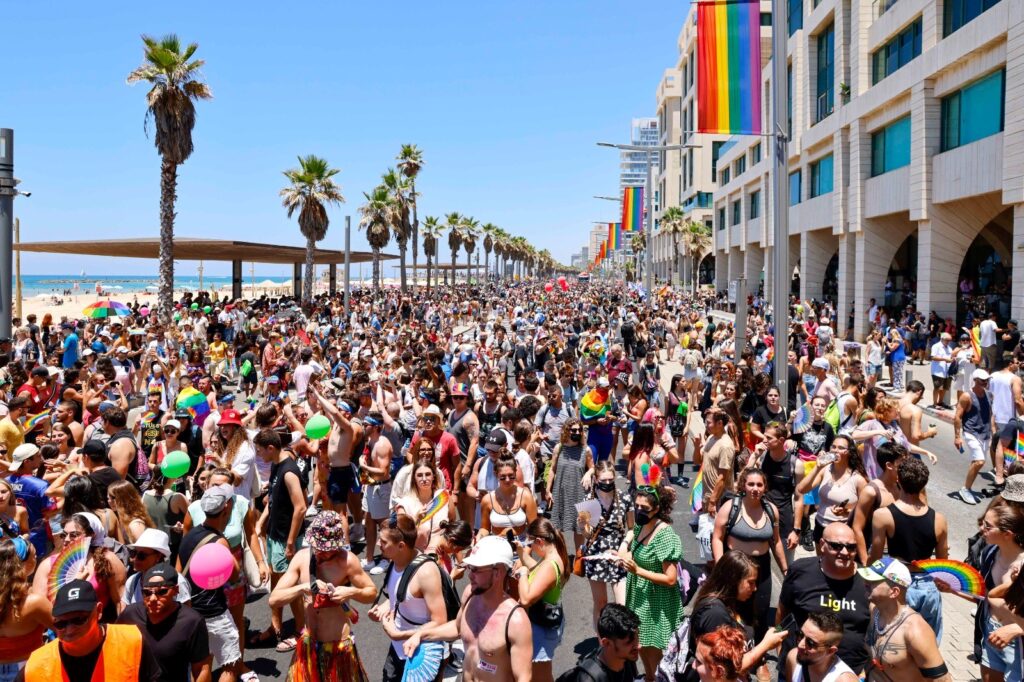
174, 409, 192, 420
142, 562, 179, 587
81, 440, 108, 461
53, 579, 98, 616
485, 431, 508, 451
30, 367, 49, 378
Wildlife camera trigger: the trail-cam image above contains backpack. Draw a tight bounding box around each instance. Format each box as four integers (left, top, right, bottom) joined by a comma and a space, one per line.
655, 616, 693, 682
556, 648, 639, 682
376, 553, 461, 624
109, 430, 151, 493
724, 494, 777, 536
676, 558, 706, 607
823, 391, 852, 433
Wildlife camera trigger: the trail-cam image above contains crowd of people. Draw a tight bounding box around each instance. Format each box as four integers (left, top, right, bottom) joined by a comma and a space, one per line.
1, 277, 1023, 682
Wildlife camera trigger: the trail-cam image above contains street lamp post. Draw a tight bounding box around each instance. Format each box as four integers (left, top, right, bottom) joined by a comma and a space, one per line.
0, 129, 20, 339
597, 142, 697, 305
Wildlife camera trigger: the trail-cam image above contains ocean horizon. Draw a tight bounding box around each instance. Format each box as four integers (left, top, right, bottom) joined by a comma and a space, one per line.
10, 273, 375, 298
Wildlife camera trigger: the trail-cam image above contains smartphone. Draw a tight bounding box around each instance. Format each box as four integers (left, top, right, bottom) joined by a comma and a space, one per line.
775, 613, 798, 634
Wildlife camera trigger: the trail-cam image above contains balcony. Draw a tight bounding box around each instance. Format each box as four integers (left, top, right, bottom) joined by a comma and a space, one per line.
872, 0, 900, 20
682, 192, 714, 211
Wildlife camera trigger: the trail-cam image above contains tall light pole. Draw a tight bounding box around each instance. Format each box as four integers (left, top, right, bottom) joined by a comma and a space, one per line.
597, 142, 697, 304
0, 129, 21, 339
770, 0, 791, 401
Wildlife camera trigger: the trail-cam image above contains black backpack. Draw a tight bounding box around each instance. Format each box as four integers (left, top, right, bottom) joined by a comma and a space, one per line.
724, 494, 776, 536
375, 553, 462, 624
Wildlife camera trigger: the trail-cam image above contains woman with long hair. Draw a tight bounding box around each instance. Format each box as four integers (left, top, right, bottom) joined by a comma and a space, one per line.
716, 398, 745, 464
685, 551, 788, 682
578, 460, 634, 629
797, 434, 867, 548
694, 626, 748, 682
749, 386, 787, 445
106, 479, 155, 545
665, 374, 695, 485
479, 453, 539, 541
513, 517, 569, 682
0, 539, 51, 681
711, 468, 788, 639
49, 423, 76, 459
625, 422, 664, 490
51, 474, 119, 543
394, 458, 451, 555
619, 484, 683, 681
210, 410, 258, 500
31, 512, 126, 623
142, 469, 188, 564
0, 479, 28, 540
546, 417, 593, 551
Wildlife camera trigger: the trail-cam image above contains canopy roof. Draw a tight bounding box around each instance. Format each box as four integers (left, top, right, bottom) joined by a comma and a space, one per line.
15, 237, 392, 265
391, 263, 475, 271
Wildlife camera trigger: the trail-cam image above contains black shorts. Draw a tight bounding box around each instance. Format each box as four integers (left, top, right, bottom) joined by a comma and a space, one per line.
327, 465, 356, 503
932, 375, 951, 390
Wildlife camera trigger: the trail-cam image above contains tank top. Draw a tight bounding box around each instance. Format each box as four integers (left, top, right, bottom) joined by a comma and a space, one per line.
447, 409, 472, 461
489, 490, 528, 529
991, 371, 1015, 424
527, 559, 562, 605
963, 390, 992, 439
142, 489, 185, 540
816, 469, 860, 524
477, 402, 503, 441
386, 562, 431, 659
885, 503, 937, 562
791, 657, 857, 682
762, 451, 796, 509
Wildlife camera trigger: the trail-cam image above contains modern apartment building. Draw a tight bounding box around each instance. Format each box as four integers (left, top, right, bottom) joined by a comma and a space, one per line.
589, 223, 609, 265
620, 118, 660, 192
706, 0, 1022, 337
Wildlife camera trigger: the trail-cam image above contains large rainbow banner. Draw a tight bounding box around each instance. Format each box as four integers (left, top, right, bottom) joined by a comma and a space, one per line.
697, 0, 763, 135
621, 187, 644, 232
606, 223, 622, 251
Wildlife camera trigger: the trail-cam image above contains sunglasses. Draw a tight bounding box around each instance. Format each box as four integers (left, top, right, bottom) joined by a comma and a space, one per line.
498, 474, 516, 481
130, 549, 159, 560
800, 634, 824, 650
637, 484, 660, 504
163, 428, 179, 434
142, 586, 173, 598
53, 614, 91, 630
823, 540, 858, 553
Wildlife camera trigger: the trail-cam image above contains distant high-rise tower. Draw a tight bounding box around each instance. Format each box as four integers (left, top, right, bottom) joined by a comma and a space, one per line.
619, 118, 659, 191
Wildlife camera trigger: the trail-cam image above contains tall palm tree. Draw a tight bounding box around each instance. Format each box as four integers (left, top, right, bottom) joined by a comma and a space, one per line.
127, 34, 212, 323
445, 212, 464, 288
358, 185, 395, 294
481, 223, 499, 281
631, 232, 647, 283
660, 206, 686, 286
461, 217, 479, 284
397, 145, 424, 292
381, 168, 412, 293
684, 221, 713, 291
421, 216, 444, 294
280, 155, 344, 305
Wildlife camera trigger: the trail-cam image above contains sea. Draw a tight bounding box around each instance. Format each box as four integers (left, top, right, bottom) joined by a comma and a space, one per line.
15, 274, 294, 298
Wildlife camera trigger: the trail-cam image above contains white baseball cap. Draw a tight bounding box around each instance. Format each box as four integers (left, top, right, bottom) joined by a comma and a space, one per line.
973, 369, 991, 382
423, 405, 443, 418
128, 528, 171, 559
857, 557, 911, 588
462, 535, 514, 568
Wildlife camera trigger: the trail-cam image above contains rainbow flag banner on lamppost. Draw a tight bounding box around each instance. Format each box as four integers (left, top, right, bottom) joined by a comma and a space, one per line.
606, 222, 622, 251
696, 0, 763, 134
621, 187, 644, 232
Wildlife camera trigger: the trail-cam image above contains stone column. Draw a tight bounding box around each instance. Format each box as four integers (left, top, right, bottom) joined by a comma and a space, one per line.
745, 245, 765, 296
293, 262, 302, 299
800, 229, 834, 302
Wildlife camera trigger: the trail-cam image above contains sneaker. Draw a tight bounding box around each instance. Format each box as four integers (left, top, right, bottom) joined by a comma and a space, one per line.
957, 487, 979, 505
349, 523, 365, 543
800, 528, 815, 552
370, 562, 387, 576
360, 558, 376, 570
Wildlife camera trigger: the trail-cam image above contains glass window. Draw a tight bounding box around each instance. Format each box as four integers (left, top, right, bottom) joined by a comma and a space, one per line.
941, 69, 1005, 151
810, 154, 834, 197
870, 116, 911, 176
816, 24, 835, 122
788, 0, 803, 35
711, 141, 726, 179
787, 65, 793, 137
732, 200, 742, 225
944, 0, 1002, 36
871, 18, 922, 85
735, 157, 746, 175
718, 207, 726, 230
750, 190, 761, 219
789, 170, 802, 205
761, 12, 773, 25
752, 142, 762, 164
721, 168, 731, 185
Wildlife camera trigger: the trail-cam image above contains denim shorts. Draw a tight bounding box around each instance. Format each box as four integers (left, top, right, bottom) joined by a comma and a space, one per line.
0, 661, 24, 682
983, 615, 1023, 680
531, 618, 565, 662
907, 574, 943, 644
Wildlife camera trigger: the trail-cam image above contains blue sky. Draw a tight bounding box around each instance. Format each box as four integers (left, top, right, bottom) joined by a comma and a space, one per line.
4, 1, 687, 276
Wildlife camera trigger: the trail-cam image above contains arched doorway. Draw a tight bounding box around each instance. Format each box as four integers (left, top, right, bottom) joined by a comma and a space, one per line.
957, 218, 1012, 324
885, 233, 918, 311
698, 255, 715, 285
823, 252, 839, 304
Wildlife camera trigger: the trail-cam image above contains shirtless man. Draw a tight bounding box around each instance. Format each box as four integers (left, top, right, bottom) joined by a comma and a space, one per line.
269, 511, 377, 682
898, 380, 938, 447
860, 558, 950, 682
852, 442, 906, 565
309, 383, 362, 546
448, 383, 481, 524
403, 535, 533, 682
359, 411, 393, 575
53, 400, 84, 446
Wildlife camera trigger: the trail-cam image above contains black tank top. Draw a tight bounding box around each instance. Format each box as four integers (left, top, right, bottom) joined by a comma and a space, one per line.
885, 503, 937, 562
477, 403, 503, 440
762, 451, 796, 509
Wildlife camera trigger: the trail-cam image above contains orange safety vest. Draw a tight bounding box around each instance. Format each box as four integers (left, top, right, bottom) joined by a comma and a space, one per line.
24, 624, 143, 682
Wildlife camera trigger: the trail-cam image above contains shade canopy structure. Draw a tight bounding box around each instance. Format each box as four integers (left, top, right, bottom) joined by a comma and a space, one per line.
15, 237, 396, 298
390, 263, 474, 270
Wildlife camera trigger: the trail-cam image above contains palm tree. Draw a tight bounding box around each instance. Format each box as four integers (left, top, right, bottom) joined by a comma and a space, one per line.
461, 217, 479, 284
660, 206, 686, 286
280, 155, 345, 305
381, 168, 412, 293
127, 34, 212, 323
683, 221, 713, 291
358, 185, 395, 293
445, 212, 464, 288
631, 232, 647, 283
421, 216, 444, 294
511, 236, 528, 279
481, 223, 499, 281
397, 145, 424, 291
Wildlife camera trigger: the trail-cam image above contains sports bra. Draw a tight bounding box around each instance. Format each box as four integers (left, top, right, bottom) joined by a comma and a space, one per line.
489, 490, 528, 529
729, 510, 774, 543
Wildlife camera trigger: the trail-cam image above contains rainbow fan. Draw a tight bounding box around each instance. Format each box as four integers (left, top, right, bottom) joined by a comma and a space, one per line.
912, 559, 986, 598
176, 386, 210, 420
580, 387, 611, 420
48, 538, 90, 600
418, 490, 450, 526
689, 470, 704, 514
791, 403, 813, 435
401, 641, 445, 682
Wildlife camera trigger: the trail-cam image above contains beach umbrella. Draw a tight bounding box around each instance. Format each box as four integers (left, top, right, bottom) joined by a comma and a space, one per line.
82, 301, 132, 319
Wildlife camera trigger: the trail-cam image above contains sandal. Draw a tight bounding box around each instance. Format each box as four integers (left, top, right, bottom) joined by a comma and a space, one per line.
276, 635, 298, 653
247, 628, 277, 647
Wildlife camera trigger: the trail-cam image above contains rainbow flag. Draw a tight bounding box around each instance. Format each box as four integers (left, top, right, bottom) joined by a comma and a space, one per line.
621, 187, 644, 232
1004, 430, 1024, 472
690, 470, 704, 514
606, 223, 622, 251
176, 386, 210, 420
23, 409, 51, 432
963, 326, 982, 364
580, 387, 611, 420
697, 0, 763, 134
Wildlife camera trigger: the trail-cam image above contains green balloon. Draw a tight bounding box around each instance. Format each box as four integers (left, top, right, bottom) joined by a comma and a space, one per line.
190, 303, 199, 310
173, 313, 181, 321
203, 306, 212, 314
161, 450, 191, 479
305, 414, 331, 440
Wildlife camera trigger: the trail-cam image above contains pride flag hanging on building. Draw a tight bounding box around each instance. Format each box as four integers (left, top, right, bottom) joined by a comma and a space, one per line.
621, 187, 644, 232
606, 223, 622, 251
696, 0, 763, 134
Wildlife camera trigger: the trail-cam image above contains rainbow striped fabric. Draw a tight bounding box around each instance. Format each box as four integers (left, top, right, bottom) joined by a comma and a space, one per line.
697, 0, 763, 134
606, 223, 622, 251
621, 187, 644, 232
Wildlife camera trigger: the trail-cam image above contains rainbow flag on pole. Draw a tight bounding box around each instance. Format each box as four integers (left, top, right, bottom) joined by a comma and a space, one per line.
621, 187, 644, 232
23, 410, 51, 432
606, 223, 622, 251
696, 0, 763, 134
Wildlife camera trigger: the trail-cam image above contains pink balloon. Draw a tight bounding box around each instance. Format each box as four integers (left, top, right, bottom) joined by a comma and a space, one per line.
544, 282, 554, 292
188, 542, 234, 589
139, 307, 150, 316
557, 275, 567, 284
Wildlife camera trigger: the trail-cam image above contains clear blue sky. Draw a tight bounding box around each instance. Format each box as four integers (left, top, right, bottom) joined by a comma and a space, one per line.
4, 1, 687, 276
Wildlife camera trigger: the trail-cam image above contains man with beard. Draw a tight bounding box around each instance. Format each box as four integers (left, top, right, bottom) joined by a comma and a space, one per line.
401, 535, 533, 682
783, 612, 858, 682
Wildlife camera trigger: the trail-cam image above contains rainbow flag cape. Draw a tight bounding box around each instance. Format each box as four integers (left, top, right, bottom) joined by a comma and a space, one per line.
176, 386, 210, 420
690, 469, 704, 514
621, 187, 644, 232
697, 0, 763, 134
963, 326, 982, 363
23, 409, 51, 432
1004, 430, 1024, 472
580, 386, 611, 420
606, 223, 622, 251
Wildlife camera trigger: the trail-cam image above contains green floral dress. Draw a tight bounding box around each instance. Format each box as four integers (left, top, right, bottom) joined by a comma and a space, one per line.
625, 524, 684, 649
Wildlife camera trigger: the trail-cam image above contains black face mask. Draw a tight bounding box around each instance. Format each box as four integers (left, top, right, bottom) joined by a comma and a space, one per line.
596, 480, 615, 493
569, 432, 582, 442
634, 508, 653, 526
